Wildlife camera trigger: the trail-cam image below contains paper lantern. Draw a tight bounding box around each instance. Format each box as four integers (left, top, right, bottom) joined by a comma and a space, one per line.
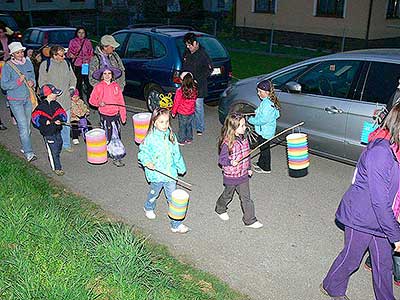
168, 189, 189, 221
86, 129, 107, 164
360, 121, 377, 145
133, 112, 152, 144
286, 133, 309, 178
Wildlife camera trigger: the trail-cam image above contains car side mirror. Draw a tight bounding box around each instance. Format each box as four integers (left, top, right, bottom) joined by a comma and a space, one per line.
283, 81, 302, 93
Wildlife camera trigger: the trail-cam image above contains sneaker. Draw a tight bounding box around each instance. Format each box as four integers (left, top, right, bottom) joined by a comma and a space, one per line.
178, 142, 185, 146
364, 262, 372, 272
196, 131, 203, 136
113, 160, 125, 167
185, 140, 192, 145
246, 221, 263, 229
253, 165, 271, 174
20, 149, 24, 154
0, 123, 7, 130
63, 147, 74, 153
171, 224, 190, 234
26, 153, 37, 162
72, 139, 79, 145
320, 283, 350, 300
395, 279, 400, 287
144, 208, 156, 220
11, 117, 17, 125
54, 169, 65, 176
217, 212, 229, 221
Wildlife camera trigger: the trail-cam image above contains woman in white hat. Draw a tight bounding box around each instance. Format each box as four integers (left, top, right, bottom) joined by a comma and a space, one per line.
0, 41, 37, 162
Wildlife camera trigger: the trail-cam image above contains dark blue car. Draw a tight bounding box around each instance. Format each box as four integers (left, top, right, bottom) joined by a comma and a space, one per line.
112, 26, 232, 110
22, 26, 76, 51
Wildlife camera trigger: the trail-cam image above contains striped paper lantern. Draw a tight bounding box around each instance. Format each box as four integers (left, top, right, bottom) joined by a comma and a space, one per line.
168, 189, 189, 221
86, 129, 108, 164
286, 133, 309, 178
133, 112, 152, 144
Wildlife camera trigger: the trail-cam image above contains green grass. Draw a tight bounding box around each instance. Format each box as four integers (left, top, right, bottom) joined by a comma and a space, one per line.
229, 51, 301, 80
0, 146, 248, 300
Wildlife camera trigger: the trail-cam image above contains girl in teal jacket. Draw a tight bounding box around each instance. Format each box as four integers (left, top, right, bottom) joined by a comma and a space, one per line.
248, 79, 280, 173
138, 108, 189, 233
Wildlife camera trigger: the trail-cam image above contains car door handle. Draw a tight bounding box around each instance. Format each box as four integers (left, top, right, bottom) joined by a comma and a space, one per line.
324, 106, 343, 114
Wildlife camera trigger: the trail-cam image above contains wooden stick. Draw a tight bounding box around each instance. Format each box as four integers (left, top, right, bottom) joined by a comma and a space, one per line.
143, 165, 192, 190
238, 121, 305, 162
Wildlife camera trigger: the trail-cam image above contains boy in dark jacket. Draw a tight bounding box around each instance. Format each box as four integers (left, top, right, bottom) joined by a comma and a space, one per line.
32, 84, 67, 176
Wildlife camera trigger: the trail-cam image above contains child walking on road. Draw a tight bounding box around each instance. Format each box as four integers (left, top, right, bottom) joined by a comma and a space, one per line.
215, 112, 263, 229
89, 66, 126, 167
31, 84, 67, 176
70, 89, 90, 145
171, 71, 197, 145
248, 79, 280, 174
138, 108, 189, 234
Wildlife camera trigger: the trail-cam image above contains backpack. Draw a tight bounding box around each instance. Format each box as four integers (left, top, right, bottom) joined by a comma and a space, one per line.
45, 58, 72, 73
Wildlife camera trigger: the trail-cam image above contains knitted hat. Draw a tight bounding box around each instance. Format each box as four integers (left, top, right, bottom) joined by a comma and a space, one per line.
257, 79, 272, 91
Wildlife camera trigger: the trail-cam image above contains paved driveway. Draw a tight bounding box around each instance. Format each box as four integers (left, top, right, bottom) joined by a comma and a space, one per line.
1, 95, 399, 300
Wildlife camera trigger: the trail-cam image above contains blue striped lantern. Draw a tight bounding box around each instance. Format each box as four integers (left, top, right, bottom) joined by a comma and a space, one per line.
168, 189, 189, 221
286, 133, 310, 178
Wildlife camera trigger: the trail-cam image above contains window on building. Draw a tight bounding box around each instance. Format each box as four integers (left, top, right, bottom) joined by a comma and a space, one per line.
254, 0, 276, 14
35, 0, 53, 2
316, 0, 345, 18
217, 0, 225, 9
387, 0, 400, 18
6, 0, 15, 3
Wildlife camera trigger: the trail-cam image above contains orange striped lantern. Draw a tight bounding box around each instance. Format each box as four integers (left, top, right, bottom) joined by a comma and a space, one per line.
86, 129, 108, 164
133, 112, 152, 144
286, 133, 309, 178
168, 189, 189, 221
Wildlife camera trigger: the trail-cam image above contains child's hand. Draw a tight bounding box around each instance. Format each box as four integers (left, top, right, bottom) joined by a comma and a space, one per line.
172, 114, 176, 118
99, 102, 106, 107
145, 162, 155, 170
46, 120, 50, 125
54, 120, 61, 125
231, 160, 238, 166
248, 170, 253, 177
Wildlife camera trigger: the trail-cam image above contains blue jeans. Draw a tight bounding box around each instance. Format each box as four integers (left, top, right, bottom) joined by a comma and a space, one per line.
144, 181, 182, 229
195, 97, 204, 133
177, 114, 194, 143
61, 110, 71, 149
8, 99, 33, 158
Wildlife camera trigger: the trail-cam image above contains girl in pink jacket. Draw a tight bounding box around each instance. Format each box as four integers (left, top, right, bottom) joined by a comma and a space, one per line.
89, 66, 126, 167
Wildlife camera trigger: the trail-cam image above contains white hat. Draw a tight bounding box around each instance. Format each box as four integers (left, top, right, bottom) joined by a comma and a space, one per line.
8, 42, 26, 55
180, 71, 193, 80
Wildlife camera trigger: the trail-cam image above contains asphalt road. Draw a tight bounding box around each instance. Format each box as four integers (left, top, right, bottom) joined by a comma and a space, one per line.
1, 95, 399, 300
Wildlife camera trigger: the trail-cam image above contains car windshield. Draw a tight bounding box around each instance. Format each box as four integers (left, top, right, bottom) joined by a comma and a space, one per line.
176, 36, 229, 60
0, 15, 18, 31
48, 30, 75, 44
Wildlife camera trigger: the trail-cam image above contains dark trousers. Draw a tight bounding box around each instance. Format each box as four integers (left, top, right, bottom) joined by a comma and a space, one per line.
71, 118, 91, 140
43, 133, 63, 171
215, 180, 257, 225
73, 66, 92, 102
177, 113, 194, 143
257, 136, 271, 171
323, 227, 395, 300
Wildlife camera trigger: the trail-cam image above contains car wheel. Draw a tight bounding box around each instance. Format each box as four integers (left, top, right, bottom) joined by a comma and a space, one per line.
230, 103, 259, 149
145, 84, 163, 112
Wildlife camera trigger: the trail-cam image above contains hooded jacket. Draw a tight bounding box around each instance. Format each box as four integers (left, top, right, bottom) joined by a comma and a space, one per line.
336, 131, 400, 243
138, 128, 186, 183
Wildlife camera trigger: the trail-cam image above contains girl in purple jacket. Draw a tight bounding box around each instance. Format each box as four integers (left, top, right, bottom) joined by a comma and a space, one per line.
215, 112, 263, 229
321, 104, 400, 300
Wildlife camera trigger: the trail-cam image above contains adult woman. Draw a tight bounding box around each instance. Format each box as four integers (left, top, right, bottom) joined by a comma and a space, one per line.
0, 42, 37, 161
66, 27, 93, 101
321, 104, 400, 300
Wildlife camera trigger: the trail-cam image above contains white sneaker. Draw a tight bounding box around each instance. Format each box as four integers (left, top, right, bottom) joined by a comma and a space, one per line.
217, 212, 229, 221
171, 224, 190, 234
246, 221, 263, 229
144, 208, 156, 220
72, 139, 79, 145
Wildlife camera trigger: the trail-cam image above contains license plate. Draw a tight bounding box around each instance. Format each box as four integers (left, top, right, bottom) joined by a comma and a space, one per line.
211, 67, 221, 76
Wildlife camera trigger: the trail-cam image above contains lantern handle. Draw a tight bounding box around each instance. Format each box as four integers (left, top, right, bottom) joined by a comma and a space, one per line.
238, 121, 305, 163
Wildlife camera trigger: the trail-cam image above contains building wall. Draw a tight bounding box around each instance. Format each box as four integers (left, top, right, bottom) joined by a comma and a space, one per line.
1, 0, 96, 11
236, 0, 400, 40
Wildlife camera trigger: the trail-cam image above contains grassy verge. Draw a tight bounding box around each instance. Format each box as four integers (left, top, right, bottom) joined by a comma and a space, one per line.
0, 146, 248, 300
229, 51, 301, 80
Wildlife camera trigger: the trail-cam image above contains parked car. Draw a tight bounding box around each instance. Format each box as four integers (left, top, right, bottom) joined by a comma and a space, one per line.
22, 26, 76, 52
0, 12, 22, 41
112, 25, 232, 110
218, 49, 400, 164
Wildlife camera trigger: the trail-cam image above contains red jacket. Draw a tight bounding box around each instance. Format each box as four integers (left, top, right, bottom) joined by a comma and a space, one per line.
89, 81, 126, 123
171, 87, 197, 116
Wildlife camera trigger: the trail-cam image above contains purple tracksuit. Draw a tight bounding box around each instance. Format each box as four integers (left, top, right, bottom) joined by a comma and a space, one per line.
323, 138, 400, 300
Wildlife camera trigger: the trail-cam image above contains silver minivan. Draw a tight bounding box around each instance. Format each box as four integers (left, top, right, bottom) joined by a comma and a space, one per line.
218, 49, 400, 164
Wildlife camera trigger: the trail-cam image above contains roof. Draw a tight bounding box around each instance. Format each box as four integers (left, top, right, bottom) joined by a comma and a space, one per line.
312, 48, 400, 63
114, 26, 212, 38
26, 26, 76, 31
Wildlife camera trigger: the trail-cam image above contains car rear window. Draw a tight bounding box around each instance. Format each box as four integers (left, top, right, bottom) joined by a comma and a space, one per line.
176, 36, 229, 60
48, 30, 75, 44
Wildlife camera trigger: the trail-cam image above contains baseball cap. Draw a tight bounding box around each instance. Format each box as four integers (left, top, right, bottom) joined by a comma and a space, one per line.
257, 79, 272, 91
40, 84, 63, 97
100, 35, 120, 48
